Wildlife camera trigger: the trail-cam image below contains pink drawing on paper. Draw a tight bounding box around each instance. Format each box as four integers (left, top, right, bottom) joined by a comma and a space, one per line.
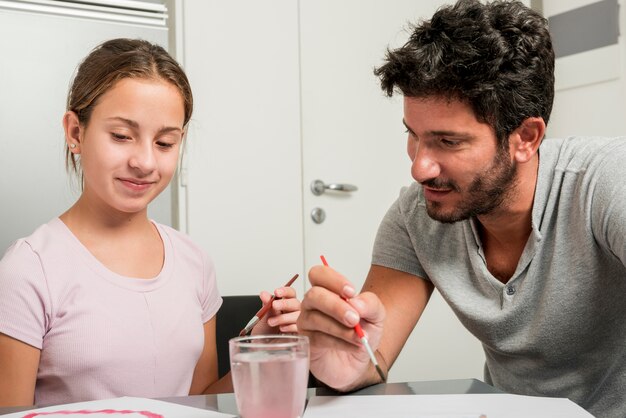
22, 410, 163, 418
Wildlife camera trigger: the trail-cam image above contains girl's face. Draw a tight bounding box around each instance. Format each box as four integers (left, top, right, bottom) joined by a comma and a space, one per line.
73, 77, 185, 216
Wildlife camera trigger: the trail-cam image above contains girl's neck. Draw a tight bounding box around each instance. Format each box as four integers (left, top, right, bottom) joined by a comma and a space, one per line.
59, 195, 152, 238
59, 196, 164, 279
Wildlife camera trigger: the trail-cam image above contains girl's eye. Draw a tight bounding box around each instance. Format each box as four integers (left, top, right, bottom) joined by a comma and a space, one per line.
156, 141, 174, 149
112, 133, 130, 141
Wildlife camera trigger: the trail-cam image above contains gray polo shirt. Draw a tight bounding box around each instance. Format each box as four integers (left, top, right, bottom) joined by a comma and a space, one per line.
372, 136, 626, 417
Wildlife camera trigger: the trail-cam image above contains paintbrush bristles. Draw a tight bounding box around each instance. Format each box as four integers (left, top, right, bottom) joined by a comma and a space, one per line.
375, 364, 386, 382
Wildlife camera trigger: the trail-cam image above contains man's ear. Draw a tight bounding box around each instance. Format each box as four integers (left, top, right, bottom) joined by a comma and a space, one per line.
63, 111, 82, 153
509, 117, 545, 163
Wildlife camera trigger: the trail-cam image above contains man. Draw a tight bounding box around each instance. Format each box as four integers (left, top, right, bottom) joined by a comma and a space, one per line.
297, 1, 626, 417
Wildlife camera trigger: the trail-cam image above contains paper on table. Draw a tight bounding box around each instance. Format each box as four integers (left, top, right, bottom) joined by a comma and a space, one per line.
1, 396, 235, 418
303, 393, 595, 418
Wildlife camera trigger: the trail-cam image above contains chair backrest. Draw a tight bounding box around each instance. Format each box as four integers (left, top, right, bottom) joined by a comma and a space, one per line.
216, 294, 319, 387
215, 295, 262, 378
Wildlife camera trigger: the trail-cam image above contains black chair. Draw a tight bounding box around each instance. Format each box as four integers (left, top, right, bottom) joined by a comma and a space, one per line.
215, 295, 262, 378
216, 294, 319, 387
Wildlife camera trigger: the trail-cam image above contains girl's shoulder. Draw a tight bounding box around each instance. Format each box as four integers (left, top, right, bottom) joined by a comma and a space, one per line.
1, 218, 69, 266
152, 222, 204, 255
152, 221, 215, 273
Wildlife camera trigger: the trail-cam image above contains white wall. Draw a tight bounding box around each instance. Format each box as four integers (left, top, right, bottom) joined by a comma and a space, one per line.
175, 0, 305, 298
545, 0, 626, 137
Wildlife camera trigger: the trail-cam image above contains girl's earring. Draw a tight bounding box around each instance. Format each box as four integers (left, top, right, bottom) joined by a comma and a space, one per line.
70, 144, 77, 149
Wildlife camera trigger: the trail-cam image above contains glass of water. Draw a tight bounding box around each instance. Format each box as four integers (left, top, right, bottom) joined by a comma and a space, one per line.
229, 335, 309, 418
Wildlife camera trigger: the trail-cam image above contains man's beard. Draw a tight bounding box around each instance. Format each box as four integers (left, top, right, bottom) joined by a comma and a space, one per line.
423, 147, 518, 223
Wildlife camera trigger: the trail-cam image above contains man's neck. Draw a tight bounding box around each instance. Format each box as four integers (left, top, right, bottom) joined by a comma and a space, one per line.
477, 154, 539, 245
475, 155, 539, 283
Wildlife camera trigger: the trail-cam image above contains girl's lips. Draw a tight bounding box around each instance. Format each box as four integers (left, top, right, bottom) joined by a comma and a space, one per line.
118, 178, 155, 191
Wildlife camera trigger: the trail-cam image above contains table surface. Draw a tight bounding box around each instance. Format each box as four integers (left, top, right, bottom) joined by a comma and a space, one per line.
0, 378, 501, 416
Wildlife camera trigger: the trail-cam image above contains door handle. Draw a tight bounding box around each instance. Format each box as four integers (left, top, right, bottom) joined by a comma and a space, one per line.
311, 179, 358, 196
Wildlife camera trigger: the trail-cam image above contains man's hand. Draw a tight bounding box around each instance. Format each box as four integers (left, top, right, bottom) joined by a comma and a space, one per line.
297, 264, 386, 391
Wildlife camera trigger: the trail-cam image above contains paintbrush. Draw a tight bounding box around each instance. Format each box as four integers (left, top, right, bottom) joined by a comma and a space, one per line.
320, 255, 386, 382
238, 273, 299, 337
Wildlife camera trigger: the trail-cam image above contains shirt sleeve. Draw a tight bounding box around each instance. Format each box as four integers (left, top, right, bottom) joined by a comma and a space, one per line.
200, 252, 223, 324
371, 186, 428, 280
589, 142, 626, 268
0, 240, 51, 349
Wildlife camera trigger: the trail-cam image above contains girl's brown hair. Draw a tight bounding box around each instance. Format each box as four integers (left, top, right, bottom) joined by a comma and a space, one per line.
65, 38, 193, 175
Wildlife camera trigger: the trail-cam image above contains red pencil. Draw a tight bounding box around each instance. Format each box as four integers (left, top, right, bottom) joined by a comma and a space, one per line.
239, 273, 299, 336
320, 255, 386, 382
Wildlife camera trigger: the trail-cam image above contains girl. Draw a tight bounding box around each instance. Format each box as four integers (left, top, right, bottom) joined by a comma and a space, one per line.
0, 38, 300, 407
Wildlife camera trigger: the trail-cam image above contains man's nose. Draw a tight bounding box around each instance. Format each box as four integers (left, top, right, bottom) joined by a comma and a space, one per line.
410, 143, 440, 183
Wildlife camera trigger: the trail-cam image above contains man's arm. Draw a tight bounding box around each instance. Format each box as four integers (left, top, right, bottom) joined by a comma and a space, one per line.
363, 265, 434, 373
298, 263, 433, 392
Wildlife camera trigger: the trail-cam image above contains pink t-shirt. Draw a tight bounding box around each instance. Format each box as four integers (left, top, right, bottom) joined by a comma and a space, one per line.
0, 218, 222, 406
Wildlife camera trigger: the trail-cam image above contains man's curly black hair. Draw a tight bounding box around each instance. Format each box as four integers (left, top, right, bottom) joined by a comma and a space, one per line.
374, 0, 554, 146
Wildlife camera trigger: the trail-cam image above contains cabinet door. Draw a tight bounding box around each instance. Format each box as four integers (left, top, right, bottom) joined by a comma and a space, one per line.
180, 0, 304, 296
0, 1, 169, 254
299, 0, 484, 383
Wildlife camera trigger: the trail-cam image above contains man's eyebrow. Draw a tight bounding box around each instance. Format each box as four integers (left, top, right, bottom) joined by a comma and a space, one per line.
428, 130, 474, 138
106, 116, 182, 134
402, 119, 414, 134
402, 119, 475, 139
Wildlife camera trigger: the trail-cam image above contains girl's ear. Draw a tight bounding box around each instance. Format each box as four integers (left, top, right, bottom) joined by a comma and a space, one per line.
63, 111, 82, 153
509, 117, 545, 163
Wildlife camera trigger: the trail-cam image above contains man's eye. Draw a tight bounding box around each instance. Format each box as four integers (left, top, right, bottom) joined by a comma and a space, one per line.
441, 138, 459, 147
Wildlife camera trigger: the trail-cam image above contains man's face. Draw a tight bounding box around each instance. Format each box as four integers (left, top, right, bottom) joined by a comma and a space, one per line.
403, 96, 517, 223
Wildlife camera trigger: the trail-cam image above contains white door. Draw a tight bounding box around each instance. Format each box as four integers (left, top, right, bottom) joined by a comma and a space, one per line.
180, 0, 305, 296
179, 0, 485, 383
299, 0, 485, 383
